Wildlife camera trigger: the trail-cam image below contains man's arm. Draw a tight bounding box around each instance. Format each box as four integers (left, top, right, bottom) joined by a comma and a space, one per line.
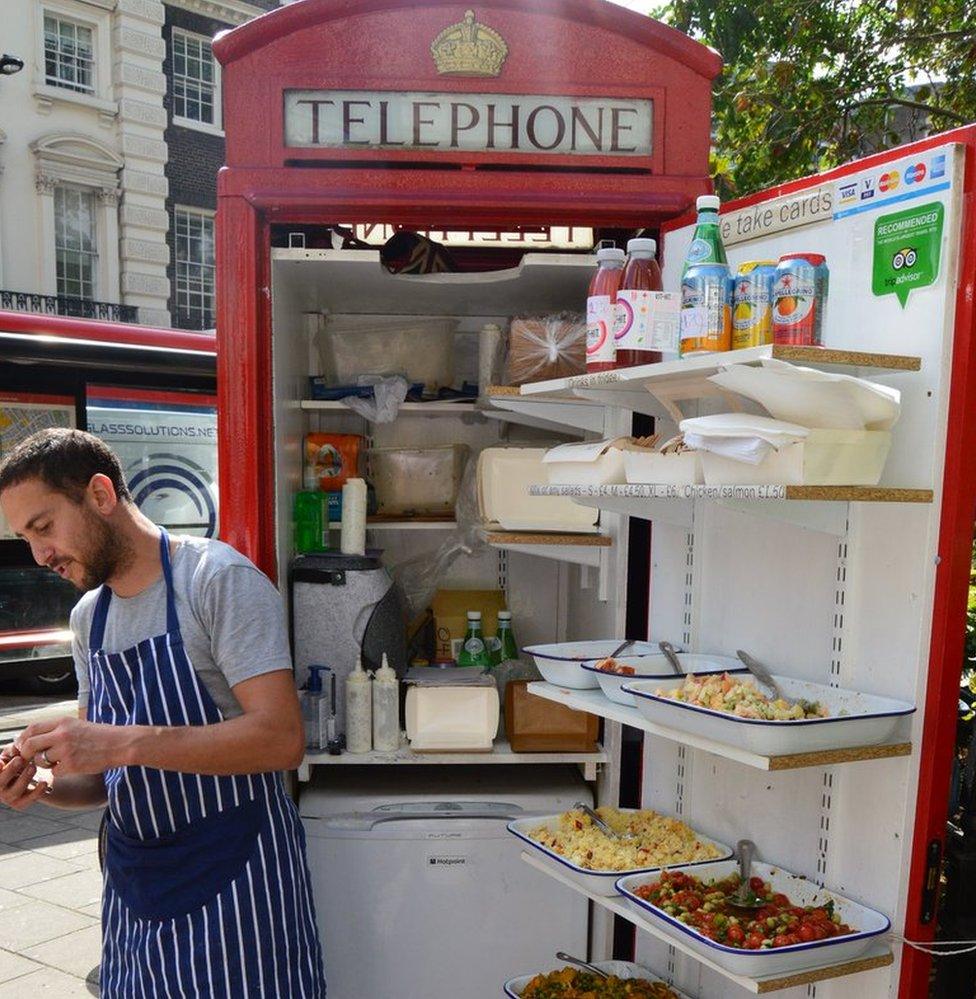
16, 670, 305, 777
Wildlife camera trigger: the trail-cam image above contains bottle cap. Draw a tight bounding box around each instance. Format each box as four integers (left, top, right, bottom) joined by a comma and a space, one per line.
467, 611, 482, 620
303, 467, 319, 491
481, 322, 502, 334
306, 665, 325, 693
696, 195, 721, 212
498, 610, 512, 621
626, 238, 657, 256
347, 654, 370, 684
596, 247, 626, 264
375, 652, 397, 682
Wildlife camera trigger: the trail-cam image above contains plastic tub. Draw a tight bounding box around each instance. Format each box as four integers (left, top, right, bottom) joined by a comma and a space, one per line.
582, 653, 744, 706
543, 438, 628, 486
318, 314, 456, 393
522, 640, 666, 690
624, 674, 915, 756
504, 960, 691, 997
698, 430, 892, 486
506, 809, 732, 896
623, 448, 703, 485
616, 860, 891, 976
370, 444, 467, 516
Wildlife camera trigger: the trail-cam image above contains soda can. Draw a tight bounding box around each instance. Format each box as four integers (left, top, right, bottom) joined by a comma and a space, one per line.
680, 263, 731, 356
772, 253, 829, 346
732, 261, 777, 349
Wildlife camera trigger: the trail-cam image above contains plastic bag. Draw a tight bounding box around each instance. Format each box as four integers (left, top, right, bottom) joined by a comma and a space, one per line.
340, 376, 410, 423
505, 313, 586, 386
391, 458, 488, 621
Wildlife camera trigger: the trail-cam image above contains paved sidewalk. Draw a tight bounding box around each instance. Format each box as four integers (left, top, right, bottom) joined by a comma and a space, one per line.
0, 801, 101, 997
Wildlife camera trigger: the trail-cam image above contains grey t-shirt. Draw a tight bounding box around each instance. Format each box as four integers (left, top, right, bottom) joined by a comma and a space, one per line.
71, 536, 293, 720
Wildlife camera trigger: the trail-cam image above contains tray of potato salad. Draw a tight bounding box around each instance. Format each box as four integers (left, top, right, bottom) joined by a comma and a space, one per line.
624, 672, 914, 756
507, 806, 732, 896
504, 961, 691, 998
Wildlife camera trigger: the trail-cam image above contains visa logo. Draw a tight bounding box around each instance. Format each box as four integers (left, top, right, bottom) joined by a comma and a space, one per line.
860, 177, 875, 200
905, 163, 926, 185
931, 153, 946, 179
838, 182, 857, 203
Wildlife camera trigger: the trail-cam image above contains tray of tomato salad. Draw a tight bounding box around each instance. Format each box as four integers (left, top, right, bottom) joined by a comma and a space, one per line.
615, 862, 890, 976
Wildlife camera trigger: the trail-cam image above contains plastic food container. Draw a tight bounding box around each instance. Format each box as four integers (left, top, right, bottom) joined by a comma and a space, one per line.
522, 640, 666, 690
478, 449, 599, 533
504, 961, 692, 998
370, 444, 467, 516
318, 314, 457, 393
616, 860, 891, 976
582, 653, 744, 706
624, 674, 915, 756
506, 809, 733, 896
623, 448, 704, 485
543, 438, 628, 486
698, 430, 892, 486
405, 685, 500, 752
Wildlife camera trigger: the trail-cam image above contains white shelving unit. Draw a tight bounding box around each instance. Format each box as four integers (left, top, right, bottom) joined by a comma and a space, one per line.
519, 852, 895, 995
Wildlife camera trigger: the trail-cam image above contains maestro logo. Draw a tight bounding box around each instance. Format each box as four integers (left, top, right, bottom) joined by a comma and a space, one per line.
879, 170, 900, 193
905, 162, 926, 185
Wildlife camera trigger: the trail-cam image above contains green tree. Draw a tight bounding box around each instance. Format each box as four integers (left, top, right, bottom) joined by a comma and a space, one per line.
653, 1, 976, 198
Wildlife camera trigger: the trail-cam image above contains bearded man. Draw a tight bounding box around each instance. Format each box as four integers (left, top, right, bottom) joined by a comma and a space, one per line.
0, 428, 326, 997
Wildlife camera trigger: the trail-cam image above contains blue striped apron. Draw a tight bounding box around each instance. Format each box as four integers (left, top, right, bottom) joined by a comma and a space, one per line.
87, 530, 326, 998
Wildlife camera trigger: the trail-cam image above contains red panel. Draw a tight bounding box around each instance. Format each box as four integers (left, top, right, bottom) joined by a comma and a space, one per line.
0, 629, 74, 651
86, 385, 218, 408
0, 310, 215, 354
0, 392, 74, 406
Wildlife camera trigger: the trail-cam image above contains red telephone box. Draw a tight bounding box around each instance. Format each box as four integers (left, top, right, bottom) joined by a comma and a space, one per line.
213, 0, 722, 574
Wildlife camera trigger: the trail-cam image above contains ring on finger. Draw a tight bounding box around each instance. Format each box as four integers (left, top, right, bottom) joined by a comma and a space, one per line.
38, 751, 54, 769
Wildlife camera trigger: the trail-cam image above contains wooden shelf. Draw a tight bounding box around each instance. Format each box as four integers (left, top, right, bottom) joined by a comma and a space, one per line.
520, 851, 894, 994
528, 683, 912, 772
302, 400, 479, 415
486, 530, 612, 568
298, 737, 608, 781
362, 516, 457, 531
271, 249, 591, 317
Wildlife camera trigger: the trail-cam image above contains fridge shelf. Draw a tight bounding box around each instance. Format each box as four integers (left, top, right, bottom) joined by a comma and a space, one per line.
272, 248, 592, 317
298, 736, 608, 781
516, 345, 922, 422
302, 400, 480, 416
528, 683, 912, 771
486, 530, 611, 569
518, 851, 895, 994
529, 483, 934, 536
483, 387, 602, 436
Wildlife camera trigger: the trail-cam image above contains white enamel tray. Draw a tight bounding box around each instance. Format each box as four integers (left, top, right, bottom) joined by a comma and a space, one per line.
522, 640, 667, 690
624, 675, 914, 756
507, 808, 732, 896
504, 961, 691, 998
582, 653, 744, 706
616, 860, 891, 977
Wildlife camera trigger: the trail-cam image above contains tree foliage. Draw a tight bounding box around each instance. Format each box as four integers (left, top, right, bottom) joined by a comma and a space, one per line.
652, 1, 976, 198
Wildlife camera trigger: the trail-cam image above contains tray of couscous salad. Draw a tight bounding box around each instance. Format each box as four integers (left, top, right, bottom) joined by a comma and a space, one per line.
507, 806, 732, 895
623, 672, 915, 756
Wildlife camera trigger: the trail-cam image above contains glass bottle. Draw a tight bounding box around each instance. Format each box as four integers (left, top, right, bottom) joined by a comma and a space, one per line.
457, 611, 493, 669
586, 247, 625, 373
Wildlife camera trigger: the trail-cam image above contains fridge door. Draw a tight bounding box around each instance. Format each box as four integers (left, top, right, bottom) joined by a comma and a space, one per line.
305, 803, 588, 999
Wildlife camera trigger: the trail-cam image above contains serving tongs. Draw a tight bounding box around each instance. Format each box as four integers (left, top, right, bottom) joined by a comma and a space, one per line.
658, 641, 684, 676
736, 649, 821, 714
727, 839, 765, 910
573, 801, 637, 841
555, 952, 609, 979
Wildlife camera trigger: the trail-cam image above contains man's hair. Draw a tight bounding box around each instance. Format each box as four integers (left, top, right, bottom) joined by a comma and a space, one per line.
0, 428, 131, 503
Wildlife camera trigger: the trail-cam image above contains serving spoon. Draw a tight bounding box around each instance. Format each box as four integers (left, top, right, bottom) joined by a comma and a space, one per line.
658, 641, 684, 676
573, 801, 637, 841
555, 952, 609, 979
728, 839, 766, 910
736, 649, 785, 701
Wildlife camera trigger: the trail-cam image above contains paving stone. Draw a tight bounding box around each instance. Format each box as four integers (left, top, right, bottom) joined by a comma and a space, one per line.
0, 813, 69, 845
0, 947, 43, 985
0, 966, 91, 997
1, 898, 96, 951
0, 854, 84, 890
18, 870, 104, 911
22, 924, 102, 979
15, 831, 99, 863
0, 887, 32, 914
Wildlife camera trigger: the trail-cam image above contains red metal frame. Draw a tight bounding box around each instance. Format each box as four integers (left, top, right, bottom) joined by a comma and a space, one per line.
663, 125, 976, 995
86, 385, 218, 408
0, 629, 74, 652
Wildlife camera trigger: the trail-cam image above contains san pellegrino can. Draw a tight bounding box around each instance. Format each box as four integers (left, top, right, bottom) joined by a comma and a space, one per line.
732, 260, 777, 349
772, 253, 829, 346
680, 263, 732, 356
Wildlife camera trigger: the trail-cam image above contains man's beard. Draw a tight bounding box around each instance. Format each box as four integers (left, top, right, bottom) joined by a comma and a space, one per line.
74, 512, 130, 591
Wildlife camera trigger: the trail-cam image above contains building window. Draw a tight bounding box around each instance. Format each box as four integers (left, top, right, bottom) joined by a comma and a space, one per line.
174, 208, 215, 330
54, 186, 97, 301
172, 30, 219, 127
44, 14, 94, 94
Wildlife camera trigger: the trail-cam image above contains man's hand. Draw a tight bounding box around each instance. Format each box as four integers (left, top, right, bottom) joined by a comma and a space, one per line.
16, 717, 125, 776
0, 744, 50, 810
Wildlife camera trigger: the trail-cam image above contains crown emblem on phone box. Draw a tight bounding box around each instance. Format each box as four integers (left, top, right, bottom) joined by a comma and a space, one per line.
431, 9, 509, 77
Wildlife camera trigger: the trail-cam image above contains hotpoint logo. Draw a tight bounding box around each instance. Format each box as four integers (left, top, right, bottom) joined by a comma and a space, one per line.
905, 163, 926, 185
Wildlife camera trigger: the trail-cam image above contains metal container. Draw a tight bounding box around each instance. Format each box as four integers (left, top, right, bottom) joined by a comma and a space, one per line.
772, 253, 829, 346
679, 262, 731, 356
731, 260, 777, 349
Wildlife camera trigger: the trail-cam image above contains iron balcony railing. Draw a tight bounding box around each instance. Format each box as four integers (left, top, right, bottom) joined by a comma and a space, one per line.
0, 290, 139, 324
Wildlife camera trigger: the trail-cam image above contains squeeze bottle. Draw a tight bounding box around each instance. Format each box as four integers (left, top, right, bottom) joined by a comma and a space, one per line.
372, 654, 400, 752
345, 655, 372, 753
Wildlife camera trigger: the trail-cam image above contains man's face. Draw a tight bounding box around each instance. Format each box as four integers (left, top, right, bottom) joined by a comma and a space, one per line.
1, 477, 122, 591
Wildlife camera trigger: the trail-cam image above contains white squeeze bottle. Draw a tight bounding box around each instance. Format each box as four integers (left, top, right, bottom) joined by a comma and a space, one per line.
345, 655, 372, 753
372, 654, 400, 752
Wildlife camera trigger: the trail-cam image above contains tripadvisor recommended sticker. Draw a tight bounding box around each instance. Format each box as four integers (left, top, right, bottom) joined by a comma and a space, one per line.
872, 202, 944, 307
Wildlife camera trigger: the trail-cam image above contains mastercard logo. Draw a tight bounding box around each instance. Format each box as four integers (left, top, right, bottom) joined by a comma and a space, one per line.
879, 171, 900, 192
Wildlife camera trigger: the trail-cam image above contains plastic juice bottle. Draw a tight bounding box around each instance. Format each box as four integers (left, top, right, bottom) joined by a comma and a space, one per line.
586, 247, 625, 373
294, 491, 329, 554
457, 611, 493, 669
682, 195, 728, 275
615, 238, 665, 368
680, 263, 732, 356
